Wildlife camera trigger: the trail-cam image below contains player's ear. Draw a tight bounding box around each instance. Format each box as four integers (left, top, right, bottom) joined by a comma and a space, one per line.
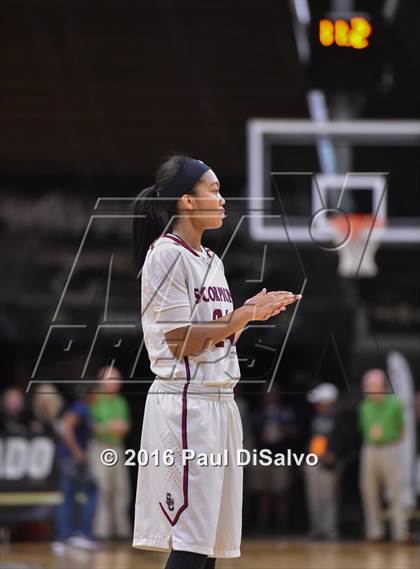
179, 193, 196, 210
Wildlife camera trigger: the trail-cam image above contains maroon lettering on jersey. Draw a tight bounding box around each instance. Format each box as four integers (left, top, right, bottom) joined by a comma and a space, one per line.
212, 308, 236, 348
198, 287, 209, 303
194, 286, 232, 305
194, 288, 201, 303
217, 287, 227, 302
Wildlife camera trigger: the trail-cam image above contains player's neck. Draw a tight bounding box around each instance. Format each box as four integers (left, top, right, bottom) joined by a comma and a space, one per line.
169, 227, 202, 252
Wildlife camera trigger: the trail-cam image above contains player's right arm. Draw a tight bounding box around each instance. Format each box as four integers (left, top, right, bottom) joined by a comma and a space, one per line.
145, 245, 300, 359
164, 291, 300, 359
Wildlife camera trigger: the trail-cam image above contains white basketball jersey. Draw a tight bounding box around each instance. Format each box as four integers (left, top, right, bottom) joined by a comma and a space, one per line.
141, 232, 241, 388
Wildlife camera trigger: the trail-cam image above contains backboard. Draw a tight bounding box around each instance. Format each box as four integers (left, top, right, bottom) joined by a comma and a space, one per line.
246, 120, 420, 246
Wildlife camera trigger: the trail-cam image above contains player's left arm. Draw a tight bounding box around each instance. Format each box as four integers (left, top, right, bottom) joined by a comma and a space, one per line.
233, 287, 292, 345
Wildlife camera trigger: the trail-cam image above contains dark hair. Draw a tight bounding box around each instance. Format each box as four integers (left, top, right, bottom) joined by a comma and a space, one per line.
132, 154, 195, 276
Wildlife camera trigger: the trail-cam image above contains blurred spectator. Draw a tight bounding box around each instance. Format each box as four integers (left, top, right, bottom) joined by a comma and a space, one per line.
52, 389, 98, 553
250, 389, 297, 533
327, 393, 363, 534
358, 369, 408, 542
235, 387, 255, 454
235, 384, 255, 534
29, 383, 64, 436
89, 366, 131, 540
0, 386, 28, 435
304, 383, 339, 540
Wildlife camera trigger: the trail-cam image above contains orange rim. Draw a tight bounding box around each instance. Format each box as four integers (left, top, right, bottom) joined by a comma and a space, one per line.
330, 213, 385, 238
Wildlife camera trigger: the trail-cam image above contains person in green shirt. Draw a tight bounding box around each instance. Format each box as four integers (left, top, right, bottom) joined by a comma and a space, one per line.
358, 368, 408, 543
89, 366, 132, 540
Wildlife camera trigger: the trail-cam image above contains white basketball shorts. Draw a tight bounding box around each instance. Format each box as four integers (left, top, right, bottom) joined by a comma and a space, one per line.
132, 379, 243, 558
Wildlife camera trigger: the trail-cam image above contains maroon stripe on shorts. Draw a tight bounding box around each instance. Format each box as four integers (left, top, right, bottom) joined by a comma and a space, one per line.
159, 355, 191, 526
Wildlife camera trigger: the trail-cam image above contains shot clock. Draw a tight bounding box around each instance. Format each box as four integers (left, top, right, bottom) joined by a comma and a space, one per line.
319, 17, 372, 50
307, 12, 385, 91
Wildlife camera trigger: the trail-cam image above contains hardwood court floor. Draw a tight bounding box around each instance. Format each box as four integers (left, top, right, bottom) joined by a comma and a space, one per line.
1, 540, 419, 569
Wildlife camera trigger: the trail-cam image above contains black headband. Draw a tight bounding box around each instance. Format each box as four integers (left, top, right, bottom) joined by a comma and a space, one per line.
163, 159, 211, 197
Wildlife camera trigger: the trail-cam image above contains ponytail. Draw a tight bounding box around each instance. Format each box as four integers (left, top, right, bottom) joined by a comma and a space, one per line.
132, 185, 165, 274
132, 153, 198, 277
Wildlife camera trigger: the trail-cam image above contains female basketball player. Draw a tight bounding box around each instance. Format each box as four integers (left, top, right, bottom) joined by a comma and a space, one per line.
132, 155, 300, 569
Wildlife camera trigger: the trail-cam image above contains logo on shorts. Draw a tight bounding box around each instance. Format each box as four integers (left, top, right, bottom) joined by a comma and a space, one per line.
165, 493, 175, 512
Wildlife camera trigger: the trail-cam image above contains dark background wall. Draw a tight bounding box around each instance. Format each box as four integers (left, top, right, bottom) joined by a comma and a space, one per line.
1, 0, 308, 180
1, 0, 419, 381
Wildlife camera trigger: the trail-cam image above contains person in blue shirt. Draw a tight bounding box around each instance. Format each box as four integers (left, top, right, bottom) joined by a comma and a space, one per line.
52, 393, 98, 553
251, 389, 298, 533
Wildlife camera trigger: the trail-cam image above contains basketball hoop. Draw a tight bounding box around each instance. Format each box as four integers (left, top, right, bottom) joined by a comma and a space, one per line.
329, 213, 385, 278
